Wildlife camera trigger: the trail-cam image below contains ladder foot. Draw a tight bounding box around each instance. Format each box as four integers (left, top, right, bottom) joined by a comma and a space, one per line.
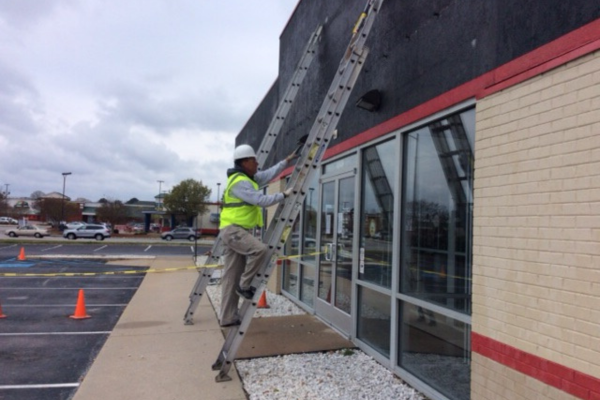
211, 360, 223, 371
184, 319, 194, 325
215, 371, 232, 382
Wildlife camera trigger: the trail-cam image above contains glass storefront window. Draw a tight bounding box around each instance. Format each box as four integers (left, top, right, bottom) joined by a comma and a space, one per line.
400, 111, 474, 315
334, 177, 354, 314
359, 139, 396, 288
301, 175, 319, 307
283, 217, 301, 297
283, 175, 318, 307
357, 285, 391, 356
399, 301, 471, 400
282, 260, 299, 298
318, 181, 335, 301
302, 175, 319, 263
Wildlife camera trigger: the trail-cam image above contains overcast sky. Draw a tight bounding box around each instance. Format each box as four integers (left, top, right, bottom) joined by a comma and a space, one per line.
0, 0, 298, 203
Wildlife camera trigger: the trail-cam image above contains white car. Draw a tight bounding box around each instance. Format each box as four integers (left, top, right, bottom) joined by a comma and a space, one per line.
63, 224, 111, 241
0, 216, 18, 225
66, 221, 86, 229
6, 225, 50, 238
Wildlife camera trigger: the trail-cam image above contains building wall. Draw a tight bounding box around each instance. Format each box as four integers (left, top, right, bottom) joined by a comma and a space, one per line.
472, 353, 581, 400
233, 0, 600, 398
472, 50, 600, 398
238, 0, 600, 165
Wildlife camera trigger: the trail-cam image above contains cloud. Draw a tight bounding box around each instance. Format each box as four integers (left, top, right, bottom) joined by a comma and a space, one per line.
0, 0, 298, 202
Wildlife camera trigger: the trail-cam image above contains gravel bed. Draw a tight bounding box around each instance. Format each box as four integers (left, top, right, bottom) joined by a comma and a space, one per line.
206, 280, 427, 400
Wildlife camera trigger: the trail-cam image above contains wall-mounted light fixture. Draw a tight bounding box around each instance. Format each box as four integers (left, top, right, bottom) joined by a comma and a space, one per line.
356, 89, 382, 112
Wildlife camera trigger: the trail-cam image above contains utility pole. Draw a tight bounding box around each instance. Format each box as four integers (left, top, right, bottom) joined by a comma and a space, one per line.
61, 172, 72, 227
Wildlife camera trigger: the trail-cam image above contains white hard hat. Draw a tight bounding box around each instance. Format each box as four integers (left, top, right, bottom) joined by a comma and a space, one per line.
234, 144, 256, 161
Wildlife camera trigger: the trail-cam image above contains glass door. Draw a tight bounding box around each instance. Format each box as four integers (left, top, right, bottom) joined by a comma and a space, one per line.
316, 173, 355, 335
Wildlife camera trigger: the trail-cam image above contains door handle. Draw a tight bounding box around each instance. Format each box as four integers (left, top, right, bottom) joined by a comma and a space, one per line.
325, 243, 333, 261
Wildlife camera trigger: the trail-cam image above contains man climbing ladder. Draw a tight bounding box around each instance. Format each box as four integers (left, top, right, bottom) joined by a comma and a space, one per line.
212, 0, 385, 383
182, 24, 323, 326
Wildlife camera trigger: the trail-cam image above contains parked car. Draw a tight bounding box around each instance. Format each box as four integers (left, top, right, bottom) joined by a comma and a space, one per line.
161, 227, 199, 241
63, 224, 111, 241
6, 225, 50, 238
0, 216, 18, 225
66, 221, 86, 229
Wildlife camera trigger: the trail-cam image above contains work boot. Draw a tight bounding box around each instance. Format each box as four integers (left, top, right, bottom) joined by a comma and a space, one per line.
236, 286, 256, 300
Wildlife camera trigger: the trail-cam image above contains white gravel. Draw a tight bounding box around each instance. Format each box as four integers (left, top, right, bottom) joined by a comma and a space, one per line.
205, 282, 427, 400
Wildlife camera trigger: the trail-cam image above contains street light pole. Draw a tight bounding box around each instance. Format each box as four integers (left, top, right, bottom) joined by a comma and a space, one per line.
216, 183, 221, 204
61, 172, 72, 226
157, 180, 164, 208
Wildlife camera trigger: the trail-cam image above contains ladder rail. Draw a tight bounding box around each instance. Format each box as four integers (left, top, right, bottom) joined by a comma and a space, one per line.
182, 24, 323, 325
213, 0, 384, 381
255, 25, 323, 168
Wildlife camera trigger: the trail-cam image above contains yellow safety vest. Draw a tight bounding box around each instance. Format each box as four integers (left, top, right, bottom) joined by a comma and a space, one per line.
219, 173, 263, 229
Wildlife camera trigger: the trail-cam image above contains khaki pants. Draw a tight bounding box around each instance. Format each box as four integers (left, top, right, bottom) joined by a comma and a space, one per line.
218, 225, 269, 326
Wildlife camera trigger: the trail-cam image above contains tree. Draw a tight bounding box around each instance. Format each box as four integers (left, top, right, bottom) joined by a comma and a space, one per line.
37, 198, 80, 223
96, 200, 129, 225
163, 179, 211, 224
0, 192, 8, 216
30, 190, 45, 199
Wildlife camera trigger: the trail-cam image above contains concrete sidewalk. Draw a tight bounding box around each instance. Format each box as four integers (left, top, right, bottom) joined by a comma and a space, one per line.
73, 257, 246, 400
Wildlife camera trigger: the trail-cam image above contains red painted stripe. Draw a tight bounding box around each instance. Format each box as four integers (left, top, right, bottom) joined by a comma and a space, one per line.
472, 332, 600, 400
323, 18, 600, 163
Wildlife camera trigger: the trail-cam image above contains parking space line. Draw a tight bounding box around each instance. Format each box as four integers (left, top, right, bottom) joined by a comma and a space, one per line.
0, 244, 17, 249
2, 287, 139, 290
144, 245, 152, 252
189, 246, 194, 253
0, 383, 80, 389
0, 332, 111, 336
42, 245, 63, 252
3, 275, 145, 279
7, 304, 127, 307
93, 245, 107, 252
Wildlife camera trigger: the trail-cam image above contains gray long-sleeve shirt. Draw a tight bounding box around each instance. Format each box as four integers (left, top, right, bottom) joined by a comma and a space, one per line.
228, 159, 289, 208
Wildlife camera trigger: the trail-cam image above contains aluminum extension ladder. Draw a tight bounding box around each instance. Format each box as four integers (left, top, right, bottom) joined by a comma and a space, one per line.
183, 24, 323, 325
212, 0, 385, 382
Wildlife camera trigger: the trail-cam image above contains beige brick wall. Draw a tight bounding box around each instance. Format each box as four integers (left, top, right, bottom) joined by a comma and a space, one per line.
472, 49, 600, 380
471, 354, 581, 400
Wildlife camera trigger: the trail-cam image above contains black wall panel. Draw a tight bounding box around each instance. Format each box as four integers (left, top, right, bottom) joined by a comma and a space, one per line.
237, 0, 600, 167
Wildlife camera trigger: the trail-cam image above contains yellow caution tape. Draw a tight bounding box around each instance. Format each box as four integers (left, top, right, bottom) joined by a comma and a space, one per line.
0, 251, 470, 282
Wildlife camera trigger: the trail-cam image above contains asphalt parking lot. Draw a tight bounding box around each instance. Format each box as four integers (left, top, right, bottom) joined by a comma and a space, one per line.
0, 257, 150, 400
0, 234, 211, 400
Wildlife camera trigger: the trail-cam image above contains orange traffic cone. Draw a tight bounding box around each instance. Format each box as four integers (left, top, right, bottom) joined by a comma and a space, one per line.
69, 289, 91, 319
18, 247, 26, 261
257, 291, 270, 309
0, 299, 6, 319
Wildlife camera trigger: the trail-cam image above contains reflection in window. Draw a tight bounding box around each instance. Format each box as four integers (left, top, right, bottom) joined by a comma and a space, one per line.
283, 175, 319, 308
319, 181, 335, 301
301, 176, 319, 307
335, 177, 354, 314
399, 301, 471, 400
359, 139, 395, 288
358, 286, 390, 356
283, 260, 299, 298
283, 217, 301, 297
302, 176, 319, 263
401, 111, 473, 315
